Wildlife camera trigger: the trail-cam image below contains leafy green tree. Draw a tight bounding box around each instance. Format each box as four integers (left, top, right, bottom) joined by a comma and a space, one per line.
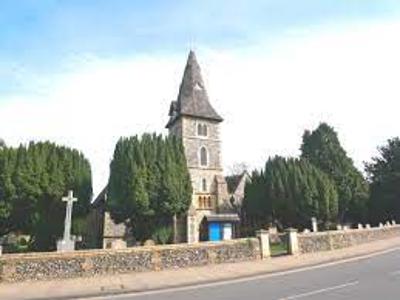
301, 123, 369, 223
107, 134, 192, 243
366, 138, 400, 223
0, 142, 92, 251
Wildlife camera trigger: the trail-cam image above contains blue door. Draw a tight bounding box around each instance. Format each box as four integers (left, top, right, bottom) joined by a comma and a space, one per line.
209, 222, 221, 241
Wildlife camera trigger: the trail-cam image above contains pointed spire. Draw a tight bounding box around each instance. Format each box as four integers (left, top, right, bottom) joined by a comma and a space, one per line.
166, 51, 223, 128
182, 50, 204, 89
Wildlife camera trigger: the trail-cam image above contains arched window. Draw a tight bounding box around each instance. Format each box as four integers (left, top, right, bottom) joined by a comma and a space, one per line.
207, 196, 212, 208
201, 178, 207, 192
199, 196, 203, 209
200, 147, 208, 166
197, 123, 208, 136
202, 124, 208, 136
197, 123, 203, 136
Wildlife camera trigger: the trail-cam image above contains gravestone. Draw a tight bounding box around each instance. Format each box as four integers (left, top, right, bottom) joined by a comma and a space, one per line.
268, 226, 281, 243
311, 217, 318, 232
57, 190, 77, 252
268, 226, 278, 235
358, 224, 363, 230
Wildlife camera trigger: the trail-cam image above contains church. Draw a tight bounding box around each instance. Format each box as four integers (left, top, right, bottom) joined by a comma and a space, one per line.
89, 51, 248, 248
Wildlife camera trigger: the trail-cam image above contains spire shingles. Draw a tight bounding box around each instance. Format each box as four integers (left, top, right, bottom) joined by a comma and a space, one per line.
166, 51, 223, 128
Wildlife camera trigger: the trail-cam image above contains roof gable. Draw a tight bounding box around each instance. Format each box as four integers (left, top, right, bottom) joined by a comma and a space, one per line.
226, 171, 251, 194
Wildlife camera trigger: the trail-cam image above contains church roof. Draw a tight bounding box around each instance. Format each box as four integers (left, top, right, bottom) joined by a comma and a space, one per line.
225, 174, 243, 194
205, 214, 240, 222
226, 171, 251, 194
166, 51, 223, 128
91, 186, 107, 207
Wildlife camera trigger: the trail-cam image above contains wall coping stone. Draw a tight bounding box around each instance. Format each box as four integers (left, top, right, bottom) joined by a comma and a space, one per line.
298, 225, 400, 238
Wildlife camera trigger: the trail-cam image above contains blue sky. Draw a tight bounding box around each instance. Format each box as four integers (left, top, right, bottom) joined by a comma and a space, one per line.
1, 0, 400, 95
1, 1, 400, 194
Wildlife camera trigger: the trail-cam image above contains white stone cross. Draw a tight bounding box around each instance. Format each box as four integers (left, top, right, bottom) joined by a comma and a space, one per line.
62, 190, 77, 242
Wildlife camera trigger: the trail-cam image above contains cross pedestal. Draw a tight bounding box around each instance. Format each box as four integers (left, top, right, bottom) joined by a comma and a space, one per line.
57, 239, 75, 252
57, 190, 78, 252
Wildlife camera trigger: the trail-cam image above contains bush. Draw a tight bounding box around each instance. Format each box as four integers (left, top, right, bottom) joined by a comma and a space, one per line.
151, 226, 173, 245
19, 237, 28, 246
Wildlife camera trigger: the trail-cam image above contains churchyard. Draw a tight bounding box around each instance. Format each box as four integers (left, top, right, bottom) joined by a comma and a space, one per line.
1, 51, 400, 286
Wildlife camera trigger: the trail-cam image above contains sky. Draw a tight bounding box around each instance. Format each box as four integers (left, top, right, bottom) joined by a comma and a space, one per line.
1, 1, 400, 196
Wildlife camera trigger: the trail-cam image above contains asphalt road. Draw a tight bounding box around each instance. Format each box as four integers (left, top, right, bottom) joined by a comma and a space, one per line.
92, 249, 400, 300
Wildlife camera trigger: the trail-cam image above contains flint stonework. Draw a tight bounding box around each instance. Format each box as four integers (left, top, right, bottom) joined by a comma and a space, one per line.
0, 238, 259, 283
297, 225, 400, 254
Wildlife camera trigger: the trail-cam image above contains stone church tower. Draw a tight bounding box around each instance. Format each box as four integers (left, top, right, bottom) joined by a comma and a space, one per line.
166, 51, 239, 243
88, 51, 246, 249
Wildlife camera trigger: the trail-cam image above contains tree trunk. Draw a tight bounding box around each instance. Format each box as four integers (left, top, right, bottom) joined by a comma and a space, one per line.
173, 214, 178, 244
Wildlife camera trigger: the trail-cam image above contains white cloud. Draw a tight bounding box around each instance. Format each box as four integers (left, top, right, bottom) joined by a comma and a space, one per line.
1, 19, 400, 196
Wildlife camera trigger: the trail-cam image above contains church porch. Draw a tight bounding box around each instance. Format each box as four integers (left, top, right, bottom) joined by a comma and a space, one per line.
199, 214, 240, 242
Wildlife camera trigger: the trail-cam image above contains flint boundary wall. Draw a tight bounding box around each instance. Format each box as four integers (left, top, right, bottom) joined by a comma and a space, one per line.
297, 225, 400, 254
1, 225, 399, 283
0, 238, 260, 283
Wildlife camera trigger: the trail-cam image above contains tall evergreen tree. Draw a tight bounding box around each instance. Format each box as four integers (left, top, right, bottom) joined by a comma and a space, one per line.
366, 138, 400, 223
243, 156, 338, 231
0, 142, 92, 250
0, 146, 14, 236
241, 170, 268, 234
107, 134, 192, 243
301, 123, 369, 222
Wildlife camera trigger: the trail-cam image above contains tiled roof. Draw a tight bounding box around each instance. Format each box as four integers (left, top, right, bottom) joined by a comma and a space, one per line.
166, 51, 223, 128
205, 214, 240, 222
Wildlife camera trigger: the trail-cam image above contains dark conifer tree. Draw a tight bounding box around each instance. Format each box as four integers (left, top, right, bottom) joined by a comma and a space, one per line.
107, 134, 192, 243
243, 157, 338, 232
366, 138, 400, 223
0, 142, 92, 250
301, 123, 369, 222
